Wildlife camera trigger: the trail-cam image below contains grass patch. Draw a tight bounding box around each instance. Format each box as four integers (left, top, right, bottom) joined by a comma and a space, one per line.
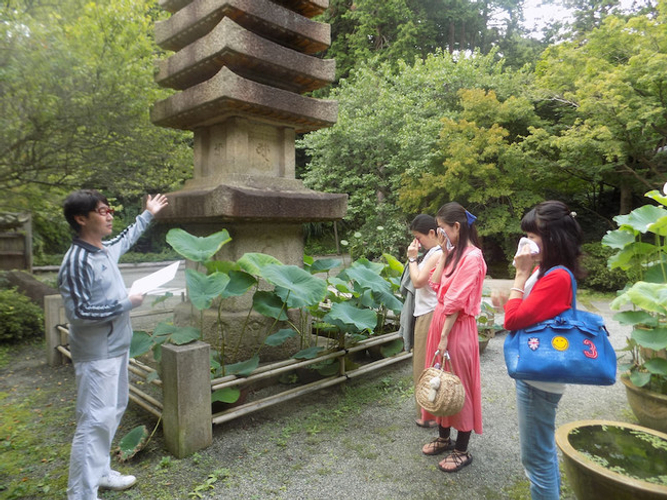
0, 337, 43, 370
0, 375, 71, 498
577, 289, 616, 310
501, 477, 531, 499
267, 373, 414, 448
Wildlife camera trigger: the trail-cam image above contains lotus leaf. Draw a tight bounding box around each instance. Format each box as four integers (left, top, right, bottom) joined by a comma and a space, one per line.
264, 328, 298, 346
221, 270, 256, 298
186, 269, 230, 310
614, 205, 667, 234
262, 264, 328, 308
382, 252, 404, 274
292, 346, 324, 359
310, 257, 343, 274
167, 228, 231, 263
211, 387, 241, 403
225, 355, 260, 377
632, 327, 667, 351
324, 301, 377, 333
613, 311, 659, 327
236, 252, 283, 276
252, 291, 289, 320
116, 425, 148, 462
130, 331, 154, 358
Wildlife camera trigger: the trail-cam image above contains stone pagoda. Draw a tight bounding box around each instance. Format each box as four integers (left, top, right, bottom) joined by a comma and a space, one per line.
151, 0, 347, 358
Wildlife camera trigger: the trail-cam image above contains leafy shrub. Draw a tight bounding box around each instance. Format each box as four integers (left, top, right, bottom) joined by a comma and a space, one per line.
0, 288, 44, 343
34, 249, 181, 267
119, 249, 180, 264
33, 253, 65, 266
343, 215, 408, 261
580, 242, 628, 292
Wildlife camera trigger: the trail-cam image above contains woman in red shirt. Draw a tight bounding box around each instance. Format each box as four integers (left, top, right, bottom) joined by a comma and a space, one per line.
502, 200, 583, 500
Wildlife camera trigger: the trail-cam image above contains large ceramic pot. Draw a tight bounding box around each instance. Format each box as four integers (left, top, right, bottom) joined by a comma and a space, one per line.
556, 420, 667, 500
621, 373, 667, 434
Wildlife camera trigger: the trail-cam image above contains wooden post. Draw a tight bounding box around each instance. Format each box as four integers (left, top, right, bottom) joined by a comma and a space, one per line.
161, 341, 212, 458
44, 294, 67, 366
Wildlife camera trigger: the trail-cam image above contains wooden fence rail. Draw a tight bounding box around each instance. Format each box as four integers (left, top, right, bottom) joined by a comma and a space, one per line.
44, 294, 411, 457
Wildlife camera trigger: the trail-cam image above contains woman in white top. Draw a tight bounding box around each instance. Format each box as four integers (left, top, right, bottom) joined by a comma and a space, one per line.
406, 214, 443, 428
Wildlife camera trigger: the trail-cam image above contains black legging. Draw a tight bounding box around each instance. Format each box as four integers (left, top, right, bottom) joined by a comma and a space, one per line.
438, 425, 471, 452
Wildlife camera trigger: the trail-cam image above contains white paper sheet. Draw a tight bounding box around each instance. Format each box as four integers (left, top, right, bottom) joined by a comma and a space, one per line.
129, 261, 181, 295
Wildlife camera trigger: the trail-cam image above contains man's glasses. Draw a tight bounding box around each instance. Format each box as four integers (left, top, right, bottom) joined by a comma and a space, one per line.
93, 207, 115, 216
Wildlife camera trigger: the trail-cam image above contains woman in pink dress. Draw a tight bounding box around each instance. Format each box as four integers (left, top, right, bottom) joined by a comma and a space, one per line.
420, 202, 486, 473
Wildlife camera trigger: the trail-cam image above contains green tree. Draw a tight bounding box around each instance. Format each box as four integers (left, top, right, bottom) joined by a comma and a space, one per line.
299, 50, 530, 257
399, 88, 543, 240
320, 0, 539, 81
529, 1, 667, 214
0, 0, 192, 253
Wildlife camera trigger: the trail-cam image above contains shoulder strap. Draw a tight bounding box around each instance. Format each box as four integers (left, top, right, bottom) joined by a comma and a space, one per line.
543, 265, 577, 311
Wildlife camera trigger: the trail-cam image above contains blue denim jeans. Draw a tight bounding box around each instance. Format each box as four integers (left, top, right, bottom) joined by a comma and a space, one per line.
515, 380, 563, 500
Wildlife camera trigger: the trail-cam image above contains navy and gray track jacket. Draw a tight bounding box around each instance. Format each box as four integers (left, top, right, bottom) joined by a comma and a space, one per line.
58, 211, 153, 362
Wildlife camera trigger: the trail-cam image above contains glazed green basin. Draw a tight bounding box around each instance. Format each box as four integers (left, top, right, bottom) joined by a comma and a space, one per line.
556, 420, 667, 500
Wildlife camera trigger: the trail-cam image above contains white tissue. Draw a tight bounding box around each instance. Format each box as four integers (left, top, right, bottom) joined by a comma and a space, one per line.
512, 237, 540, 266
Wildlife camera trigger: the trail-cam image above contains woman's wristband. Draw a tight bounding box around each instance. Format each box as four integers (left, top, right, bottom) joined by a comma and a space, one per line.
510, 287, 524, 294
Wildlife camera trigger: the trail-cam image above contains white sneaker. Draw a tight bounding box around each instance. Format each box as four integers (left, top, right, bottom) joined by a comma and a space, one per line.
98, 469, 137, 491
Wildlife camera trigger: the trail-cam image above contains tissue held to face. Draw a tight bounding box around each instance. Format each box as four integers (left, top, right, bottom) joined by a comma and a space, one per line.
437, 227, 454, 251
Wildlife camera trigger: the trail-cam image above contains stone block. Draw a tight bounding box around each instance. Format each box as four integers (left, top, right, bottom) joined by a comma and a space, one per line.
151, 67, 337, 132
155, 0, 330, 54
155, 17, 335, 93
161, 0, 329, 18
191, 118, 296, 181
155, 183, 348, 222
272, 0, 329, 17
161, 341, 212, 458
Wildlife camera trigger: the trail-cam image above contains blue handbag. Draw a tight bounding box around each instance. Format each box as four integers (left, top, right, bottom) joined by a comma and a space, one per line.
503, 266, 617, 385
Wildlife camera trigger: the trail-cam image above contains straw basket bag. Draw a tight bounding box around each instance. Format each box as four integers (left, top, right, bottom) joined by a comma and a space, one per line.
415, 350, 465, 417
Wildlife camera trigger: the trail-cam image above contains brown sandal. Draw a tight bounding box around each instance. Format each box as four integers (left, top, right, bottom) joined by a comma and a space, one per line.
421, 437, 455, 456
437, 450, 473, 472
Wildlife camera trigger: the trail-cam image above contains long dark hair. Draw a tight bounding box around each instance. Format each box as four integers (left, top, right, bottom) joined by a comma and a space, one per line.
436, 202, 480, 277
521, 200, 583, 279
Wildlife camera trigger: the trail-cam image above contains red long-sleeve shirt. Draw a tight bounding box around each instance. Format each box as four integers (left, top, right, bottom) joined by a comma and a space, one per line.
503, 268, 573, 331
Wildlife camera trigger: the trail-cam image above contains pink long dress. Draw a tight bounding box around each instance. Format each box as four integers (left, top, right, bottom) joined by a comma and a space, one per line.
421, 246, 486, 434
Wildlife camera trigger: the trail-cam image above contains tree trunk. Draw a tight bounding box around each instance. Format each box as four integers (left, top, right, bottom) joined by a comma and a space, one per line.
459, 21, 465, 51
619, 182, 633, 215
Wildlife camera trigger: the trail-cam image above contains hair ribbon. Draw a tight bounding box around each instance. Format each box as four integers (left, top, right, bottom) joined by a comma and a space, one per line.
465, 210, 477, 227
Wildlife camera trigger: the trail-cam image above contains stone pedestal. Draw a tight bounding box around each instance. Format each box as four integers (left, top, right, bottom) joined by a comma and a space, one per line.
161, 341, 212, 457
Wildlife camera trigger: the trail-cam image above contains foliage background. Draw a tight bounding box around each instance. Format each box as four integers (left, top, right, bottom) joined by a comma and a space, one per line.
301, 0, 666, 267
1, 0, 665, 280
1, 0, 192, 257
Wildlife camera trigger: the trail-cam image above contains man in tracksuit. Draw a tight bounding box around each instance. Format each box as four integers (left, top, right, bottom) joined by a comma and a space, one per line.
58, 190, 167, 500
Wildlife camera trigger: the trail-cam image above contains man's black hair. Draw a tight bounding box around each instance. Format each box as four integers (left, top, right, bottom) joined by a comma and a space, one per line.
63, 189, 108, 234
